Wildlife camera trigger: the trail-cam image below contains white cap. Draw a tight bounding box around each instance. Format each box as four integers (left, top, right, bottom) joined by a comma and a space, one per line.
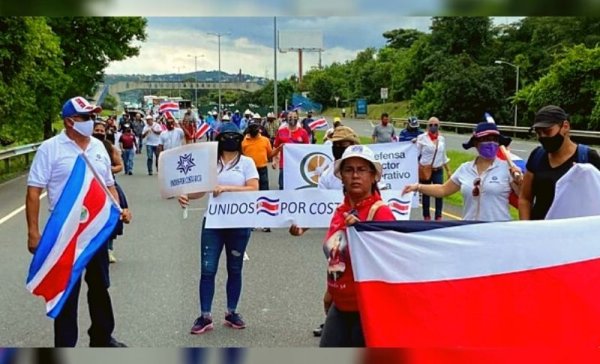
334, 145, 382, 181
244, 109, 252, 115
221, 114, 231, 121
253, 113, 261, 119
267, 112, 275, 118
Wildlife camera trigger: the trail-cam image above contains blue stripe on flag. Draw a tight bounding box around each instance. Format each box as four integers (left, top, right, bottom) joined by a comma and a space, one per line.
26, 156, 86, 283
352, 220, 486, 233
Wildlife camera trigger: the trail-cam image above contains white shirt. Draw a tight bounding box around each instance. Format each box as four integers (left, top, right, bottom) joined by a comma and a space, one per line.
417, 133, 450, 168
27, 131, 114, 211
143, 122, 162, 146
217, 155, 259, 186
159, 128, 185, 150
450, 159, 512, 221
318, 163, 343, 190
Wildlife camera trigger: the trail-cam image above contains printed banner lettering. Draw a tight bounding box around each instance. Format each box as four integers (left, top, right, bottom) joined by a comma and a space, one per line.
157, 142, 218, 198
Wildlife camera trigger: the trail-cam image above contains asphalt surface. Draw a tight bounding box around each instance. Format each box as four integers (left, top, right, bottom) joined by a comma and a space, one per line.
0, 120, 539, 347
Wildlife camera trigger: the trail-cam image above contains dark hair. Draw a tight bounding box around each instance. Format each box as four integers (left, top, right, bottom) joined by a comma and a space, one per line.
217, 133, 243, 173
381, 113, 389, 118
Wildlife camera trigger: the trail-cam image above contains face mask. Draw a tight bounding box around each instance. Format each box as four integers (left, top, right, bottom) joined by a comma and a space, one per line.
71, 118, 94, 137
332, 145, 347, 160
429, 125, 438, 133
220, 138, 240, 152
288, 119, 298, 127
539, 132, 565, 153
167, 123, 174, 130
92, 133, 106, 141
477, 142, 499, 160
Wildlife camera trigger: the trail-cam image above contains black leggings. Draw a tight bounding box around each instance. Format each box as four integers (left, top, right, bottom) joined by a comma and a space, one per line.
319, 304, 365, 347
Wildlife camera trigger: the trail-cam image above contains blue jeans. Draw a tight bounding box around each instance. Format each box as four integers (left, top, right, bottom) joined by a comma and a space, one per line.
199, 218, 251, 314
420, 168, 444, 219
146, 145, 158, 174
54, 242, 114, 347
122, 149, 134, 174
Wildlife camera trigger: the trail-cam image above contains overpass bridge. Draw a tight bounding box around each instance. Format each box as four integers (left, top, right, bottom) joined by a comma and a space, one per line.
109, 80, 262, 101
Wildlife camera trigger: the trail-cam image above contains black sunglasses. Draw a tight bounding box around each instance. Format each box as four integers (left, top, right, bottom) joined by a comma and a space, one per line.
472, 177, 481, 197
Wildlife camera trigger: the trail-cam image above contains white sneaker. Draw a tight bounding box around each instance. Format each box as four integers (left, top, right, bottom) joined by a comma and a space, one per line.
108, 250, 117, 263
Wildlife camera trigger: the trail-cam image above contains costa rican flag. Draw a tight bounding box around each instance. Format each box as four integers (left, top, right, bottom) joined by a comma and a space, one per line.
309, 118, 328, 131
26, 155, 121, 318
385, 198, 411, 217
159, 101, 179, 114
348, 217, 600, 347
195, 121, 212, 140
255, 196, 280, 216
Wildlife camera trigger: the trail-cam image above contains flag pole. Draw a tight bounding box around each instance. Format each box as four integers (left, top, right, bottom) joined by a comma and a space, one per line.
80, 153, 123, 213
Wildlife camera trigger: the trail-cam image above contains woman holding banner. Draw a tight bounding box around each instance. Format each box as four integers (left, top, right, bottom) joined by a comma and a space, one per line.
404, 122, 522, 221
290, 145, 395, 347
178, 122, 259, 335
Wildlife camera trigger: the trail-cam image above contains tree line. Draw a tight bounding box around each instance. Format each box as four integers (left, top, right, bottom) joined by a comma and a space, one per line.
0, 17, 146, 146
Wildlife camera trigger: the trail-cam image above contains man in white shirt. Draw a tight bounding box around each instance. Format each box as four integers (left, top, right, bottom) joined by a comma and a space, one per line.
142, 115, 162, 175
26, 96, 131, 347
159, 117, 185, 153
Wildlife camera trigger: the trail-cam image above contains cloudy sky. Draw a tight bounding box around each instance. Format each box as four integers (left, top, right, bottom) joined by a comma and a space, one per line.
106, 16, 520, 79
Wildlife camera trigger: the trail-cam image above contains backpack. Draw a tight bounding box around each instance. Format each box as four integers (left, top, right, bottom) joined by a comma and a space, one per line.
528, 144, 589, 172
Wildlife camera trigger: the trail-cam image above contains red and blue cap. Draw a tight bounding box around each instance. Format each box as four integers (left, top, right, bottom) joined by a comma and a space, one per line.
61, 96, 102, 119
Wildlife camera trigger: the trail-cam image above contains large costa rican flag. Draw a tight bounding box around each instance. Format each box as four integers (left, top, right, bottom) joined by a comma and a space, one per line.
159, 101, 179, 114
347, 217, 600, 347
26, 155, 121, 318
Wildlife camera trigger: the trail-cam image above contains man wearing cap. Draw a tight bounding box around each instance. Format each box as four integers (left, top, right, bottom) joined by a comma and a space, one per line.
399, 116, 423, 142
142, 115, 162, 176
159, 117, 185, 152
519, 105, 600, 220
301, 111, 316, 144
26, 96, 131, 347
132, 113, 145, 154
263, 112, 280, 145
323, 117, 343, 144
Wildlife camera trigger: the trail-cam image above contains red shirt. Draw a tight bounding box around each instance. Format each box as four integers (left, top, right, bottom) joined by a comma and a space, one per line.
120, 133, 136, 149
324, 193, 395, 312
273, 127, 309, 168
183, 122, 196, 142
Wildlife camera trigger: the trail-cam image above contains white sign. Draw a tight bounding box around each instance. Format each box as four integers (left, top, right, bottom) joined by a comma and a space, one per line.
283, 142, 419, 191
205, 190, 412, 228
380, 87, 388, 100
157, 142, 218, 198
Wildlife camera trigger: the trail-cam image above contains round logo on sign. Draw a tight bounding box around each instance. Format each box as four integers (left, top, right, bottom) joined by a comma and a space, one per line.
299, 152, 333, 188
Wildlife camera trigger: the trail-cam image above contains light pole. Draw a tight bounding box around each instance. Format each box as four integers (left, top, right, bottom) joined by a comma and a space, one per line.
173, 66, 181, 97
495, 60, 520, 127
207, 31, 230, 118
187, 54, 204, 109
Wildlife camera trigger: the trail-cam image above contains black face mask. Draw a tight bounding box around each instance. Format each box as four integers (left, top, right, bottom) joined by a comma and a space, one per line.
539, 132, 565, 153
220, 138, 241, 151
92, 133, 106, 141
332, 145, 347, 160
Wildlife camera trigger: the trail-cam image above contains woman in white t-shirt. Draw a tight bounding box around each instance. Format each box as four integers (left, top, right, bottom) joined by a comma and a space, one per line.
178, 122, 259, 335
404, 122, 522, 221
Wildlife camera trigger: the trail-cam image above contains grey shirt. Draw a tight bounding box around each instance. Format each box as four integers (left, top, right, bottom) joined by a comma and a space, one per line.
372, 123, 396, 143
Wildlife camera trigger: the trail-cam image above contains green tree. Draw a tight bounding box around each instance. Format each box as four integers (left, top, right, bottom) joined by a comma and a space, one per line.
382, 28, 425, 49
102, 94, 118, 111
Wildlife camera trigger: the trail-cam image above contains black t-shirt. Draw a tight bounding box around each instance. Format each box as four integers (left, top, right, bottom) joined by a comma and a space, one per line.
526, 145, 600, 220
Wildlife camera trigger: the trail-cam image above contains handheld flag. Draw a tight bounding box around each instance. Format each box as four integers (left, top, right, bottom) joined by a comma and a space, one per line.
195, 121, 212, 140
308, 118, 328, 131
26, 155, 121, 318
159, 101, 179, 114
349, 217, 600, 347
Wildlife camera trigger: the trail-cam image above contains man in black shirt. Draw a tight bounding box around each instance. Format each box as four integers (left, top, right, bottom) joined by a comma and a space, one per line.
519, 105, 600, 220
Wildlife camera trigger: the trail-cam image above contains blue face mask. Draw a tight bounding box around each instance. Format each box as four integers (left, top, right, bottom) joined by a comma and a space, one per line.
429, 125, 438, 133
478, 141, 499, 160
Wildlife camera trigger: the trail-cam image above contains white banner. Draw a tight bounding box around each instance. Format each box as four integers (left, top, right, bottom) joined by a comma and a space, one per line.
157, 142, 218, 198
283, 142, 419, 191
205, 190, 412, 228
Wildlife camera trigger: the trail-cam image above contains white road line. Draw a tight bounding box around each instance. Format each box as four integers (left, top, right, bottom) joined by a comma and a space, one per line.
0, 192, 47, 226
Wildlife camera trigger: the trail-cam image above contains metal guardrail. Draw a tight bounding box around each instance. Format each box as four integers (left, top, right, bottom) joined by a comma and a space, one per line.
391, 118, 600, 139
0, 143, 42, 175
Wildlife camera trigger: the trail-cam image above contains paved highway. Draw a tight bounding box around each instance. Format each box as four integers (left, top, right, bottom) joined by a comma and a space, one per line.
0, 121, 538, 347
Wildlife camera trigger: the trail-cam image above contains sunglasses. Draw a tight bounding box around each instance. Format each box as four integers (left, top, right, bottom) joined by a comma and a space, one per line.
472, 177, 481, 197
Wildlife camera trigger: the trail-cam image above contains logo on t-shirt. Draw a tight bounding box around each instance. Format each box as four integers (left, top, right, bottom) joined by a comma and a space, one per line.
324, 230, 348, 281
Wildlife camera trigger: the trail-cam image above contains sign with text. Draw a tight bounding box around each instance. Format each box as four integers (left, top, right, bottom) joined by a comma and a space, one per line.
380, 87, 388, 100
356, 98, 368, 116
205, 190, 411, 228
157, 142, 218, 198
283, 142, 419, 191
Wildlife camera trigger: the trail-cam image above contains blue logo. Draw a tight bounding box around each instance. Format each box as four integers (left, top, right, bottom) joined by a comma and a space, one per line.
176, 153, 196, 175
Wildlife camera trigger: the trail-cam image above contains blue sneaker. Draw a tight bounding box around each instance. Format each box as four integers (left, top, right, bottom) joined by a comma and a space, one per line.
190, 316, 213, 335
224, 312, 246, 329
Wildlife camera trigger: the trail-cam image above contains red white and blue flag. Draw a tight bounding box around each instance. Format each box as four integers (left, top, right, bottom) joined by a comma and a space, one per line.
195, 121, 212, 140
159, 101, 179, 114
255, 196, 280, 216
26, 155, 120, 318
348, 217, 600, 347
309, 118, 328, 131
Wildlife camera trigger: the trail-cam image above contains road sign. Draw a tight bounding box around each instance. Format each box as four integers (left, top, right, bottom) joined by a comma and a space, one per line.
380, 88, 388, 100
356, 98, 367, 116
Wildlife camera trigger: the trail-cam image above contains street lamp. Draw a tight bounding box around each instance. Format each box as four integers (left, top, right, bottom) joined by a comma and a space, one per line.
207, 31, 230, 118
187, 54, 204, 109
495, 60, 520, 127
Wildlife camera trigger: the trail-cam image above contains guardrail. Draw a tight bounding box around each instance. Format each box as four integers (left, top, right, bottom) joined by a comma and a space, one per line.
0, 143, 42, 175
391, 118, 600, 140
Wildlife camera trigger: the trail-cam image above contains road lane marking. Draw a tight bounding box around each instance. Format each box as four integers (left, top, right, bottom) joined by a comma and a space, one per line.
0, 192, 47, 226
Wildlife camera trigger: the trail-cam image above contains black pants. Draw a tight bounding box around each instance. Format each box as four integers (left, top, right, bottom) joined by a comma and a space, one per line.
319, 304, 365, 347
257, 166, 269, 191
54, 242, 115, 347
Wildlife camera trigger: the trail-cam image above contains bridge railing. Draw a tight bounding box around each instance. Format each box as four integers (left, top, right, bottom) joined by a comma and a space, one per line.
0, 143, 42, 176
